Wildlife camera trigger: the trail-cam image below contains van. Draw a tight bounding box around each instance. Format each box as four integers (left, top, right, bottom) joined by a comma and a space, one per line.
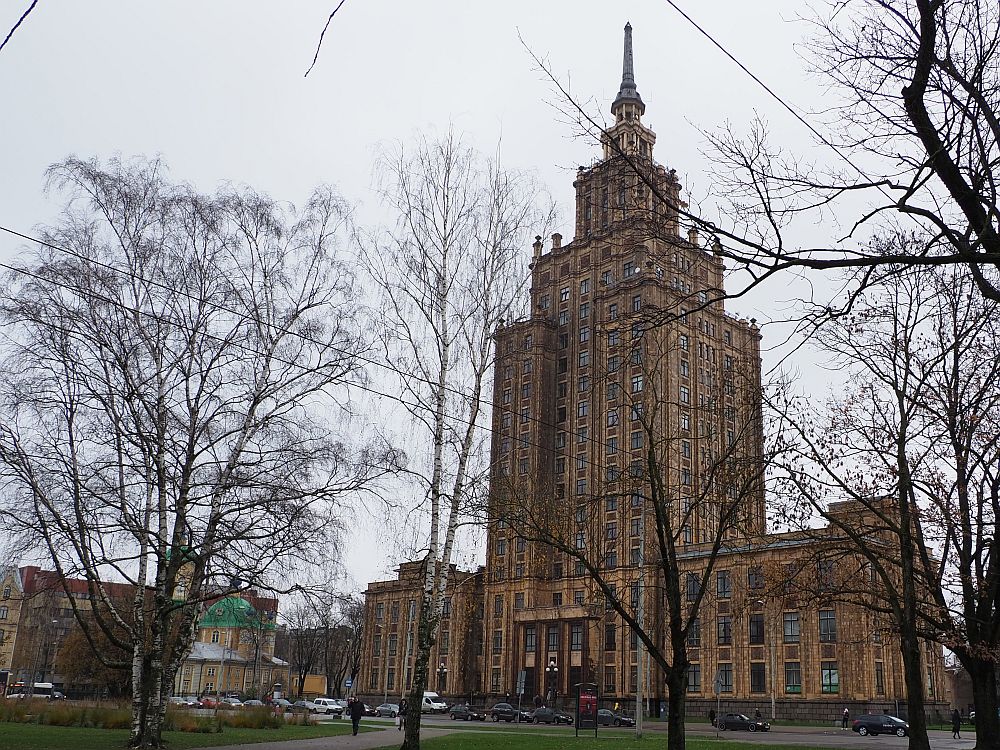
421, 691, 448, 713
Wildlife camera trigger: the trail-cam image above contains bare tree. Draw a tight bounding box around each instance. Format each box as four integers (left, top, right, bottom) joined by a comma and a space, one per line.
768, 258, 1000, 749
703, 0, 1000, 305
365, 129, 552, 750
281, 601, 329, 698
321, 595, 364, 698
498, 325, 766, 749
0, 156, 393, 748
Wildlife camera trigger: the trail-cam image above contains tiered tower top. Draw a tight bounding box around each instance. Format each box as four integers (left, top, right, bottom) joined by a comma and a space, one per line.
601, 23, 657, 161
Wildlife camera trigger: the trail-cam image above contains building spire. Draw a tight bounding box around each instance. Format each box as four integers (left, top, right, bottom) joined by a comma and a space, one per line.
612, 22, 645, 116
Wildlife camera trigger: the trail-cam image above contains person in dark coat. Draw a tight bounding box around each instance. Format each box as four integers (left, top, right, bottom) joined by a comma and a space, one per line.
709, 708, 716, 727
951, 708, 962, 739
398, 699, 407, 731
348, 697, 365, 736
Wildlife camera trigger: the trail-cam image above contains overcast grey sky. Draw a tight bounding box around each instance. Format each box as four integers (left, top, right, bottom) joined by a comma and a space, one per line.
0, 1, 842, 593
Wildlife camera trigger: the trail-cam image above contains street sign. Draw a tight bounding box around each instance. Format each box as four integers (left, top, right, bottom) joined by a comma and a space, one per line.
516, 670, 526, 696
345, 678, 353, 688
713, 675, 722, 695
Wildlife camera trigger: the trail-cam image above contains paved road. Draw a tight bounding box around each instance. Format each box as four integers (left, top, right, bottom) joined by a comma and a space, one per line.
204, 716, 979, 750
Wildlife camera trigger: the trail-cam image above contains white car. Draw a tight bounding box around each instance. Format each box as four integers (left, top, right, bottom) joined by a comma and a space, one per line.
312, 697, 343, 716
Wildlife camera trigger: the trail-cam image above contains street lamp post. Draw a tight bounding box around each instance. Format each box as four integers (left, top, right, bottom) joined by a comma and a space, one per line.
437, 662, 448, 694
545, 658, 558, 709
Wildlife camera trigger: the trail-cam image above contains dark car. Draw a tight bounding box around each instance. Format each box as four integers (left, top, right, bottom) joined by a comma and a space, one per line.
716, 713, 770, 732
597, 708, 635, 727
851, 714, 909, 737
530, 707, 564, 724
449, 703, 486, 721
490, 702, 517, 722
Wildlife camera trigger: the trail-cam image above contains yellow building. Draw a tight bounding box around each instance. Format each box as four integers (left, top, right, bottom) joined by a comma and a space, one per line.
0, 566, 25, 691
359, 563, 484, 705
173, 593, 291, 698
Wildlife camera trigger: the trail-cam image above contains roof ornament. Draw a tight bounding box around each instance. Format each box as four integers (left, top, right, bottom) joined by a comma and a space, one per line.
612, 22, 645, 115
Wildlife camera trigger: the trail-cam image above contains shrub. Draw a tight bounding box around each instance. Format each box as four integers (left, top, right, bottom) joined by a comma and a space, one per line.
221, 707, 285, 729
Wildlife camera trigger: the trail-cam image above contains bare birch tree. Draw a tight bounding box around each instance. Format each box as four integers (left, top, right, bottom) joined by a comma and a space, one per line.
366, 129, 552, 750
0, 156, 393, 748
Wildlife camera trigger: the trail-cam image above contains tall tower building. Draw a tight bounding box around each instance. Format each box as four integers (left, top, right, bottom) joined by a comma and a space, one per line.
358, 24, 947, 719
483, 22, 764, 704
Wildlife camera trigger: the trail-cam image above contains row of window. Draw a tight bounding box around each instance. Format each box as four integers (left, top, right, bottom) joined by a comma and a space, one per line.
683, 610, 838, 647
522, 623, 585, 653
685, 661, 841, 695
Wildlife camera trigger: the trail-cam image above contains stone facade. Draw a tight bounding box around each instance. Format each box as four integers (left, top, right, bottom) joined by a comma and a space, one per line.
0, 566, 24, 690
357, 562, 484, 706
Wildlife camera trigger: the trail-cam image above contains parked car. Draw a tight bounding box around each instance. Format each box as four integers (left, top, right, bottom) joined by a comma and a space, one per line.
970, 710, 1000, 726
716, 713, 770, 732
199, 696, 218, 709
449, 703, 486, 721
596, 709, 635, 727
167, 696, 188, 707
272, 698, 293, 711
530, 707, 572, 725
182, 696, 202, 708
243, 699, 264, 707
376, 702, 400, 717
518, 709, 533, 722
291, 700, 319, 713
421, 692, 448, 713
490, 702, 518, 722
312, 698, 343, 716
364, 704, 378, 716
219, 698, 243, 709
851, 714, 909, 737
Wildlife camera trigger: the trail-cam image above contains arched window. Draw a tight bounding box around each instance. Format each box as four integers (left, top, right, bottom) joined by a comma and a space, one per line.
211, 630, 220, 644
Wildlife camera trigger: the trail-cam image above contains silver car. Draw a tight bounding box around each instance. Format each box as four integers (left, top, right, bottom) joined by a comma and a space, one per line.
376, 702, 400, 717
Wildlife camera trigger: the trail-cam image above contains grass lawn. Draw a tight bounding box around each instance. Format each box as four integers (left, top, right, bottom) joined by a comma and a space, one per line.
388, 735, 820, 750
0, 720, 371, 750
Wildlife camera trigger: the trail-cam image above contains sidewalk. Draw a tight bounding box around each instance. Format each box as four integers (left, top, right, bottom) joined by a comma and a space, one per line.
201, 725, 457, 750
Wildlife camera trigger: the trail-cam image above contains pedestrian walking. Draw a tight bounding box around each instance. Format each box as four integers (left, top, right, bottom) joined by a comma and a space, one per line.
709, 708, 716, 727
952, 708, 962, 739
349, 697, 365, 736
755, 708, 762, 720
398, 699, 407, 731
842, 707, 849, 730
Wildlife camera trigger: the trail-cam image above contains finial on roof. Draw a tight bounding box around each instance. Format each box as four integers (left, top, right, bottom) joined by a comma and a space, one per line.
612, 22, 645, 116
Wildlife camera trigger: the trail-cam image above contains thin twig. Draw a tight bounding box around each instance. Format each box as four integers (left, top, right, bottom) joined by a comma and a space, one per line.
0, 0, 40, 56
304, 0, 348, 78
